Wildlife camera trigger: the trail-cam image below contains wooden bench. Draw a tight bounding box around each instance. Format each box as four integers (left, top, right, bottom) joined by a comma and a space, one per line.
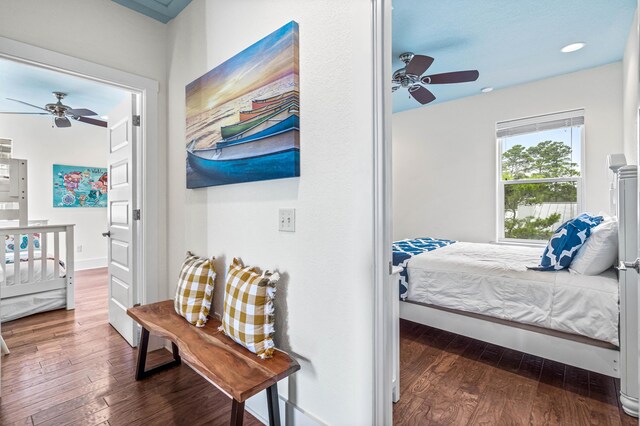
127, 300, 300, 426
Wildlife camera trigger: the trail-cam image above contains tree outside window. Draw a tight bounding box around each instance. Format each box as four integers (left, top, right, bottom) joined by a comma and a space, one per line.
498, 113, 583, 241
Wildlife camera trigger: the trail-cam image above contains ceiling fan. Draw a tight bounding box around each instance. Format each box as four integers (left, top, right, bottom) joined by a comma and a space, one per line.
0, 92, 107, 128
392, 52, 479, 105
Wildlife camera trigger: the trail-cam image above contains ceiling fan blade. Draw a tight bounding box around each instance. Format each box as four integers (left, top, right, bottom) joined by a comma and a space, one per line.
405, 55, 434, 77
6, 98, 49, 112
0, 112, 49, 115
409, 85, 436, 105
422, 70, 479, 85
66, 108, 98, 117
55, 117, 71, 128
76, 116, 108, 128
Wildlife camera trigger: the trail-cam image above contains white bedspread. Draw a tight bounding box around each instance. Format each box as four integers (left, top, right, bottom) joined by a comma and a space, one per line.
1, 251, 67, 322
407, 242, 619, 345
2, 252, 65, 285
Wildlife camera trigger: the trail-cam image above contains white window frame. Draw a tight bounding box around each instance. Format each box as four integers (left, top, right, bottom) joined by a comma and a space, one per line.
496, 109, 586, 244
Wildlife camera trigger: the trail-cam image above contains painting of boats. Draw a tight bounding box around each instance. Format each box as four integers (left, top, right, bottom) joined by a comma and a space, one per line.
185, 21, 300, 188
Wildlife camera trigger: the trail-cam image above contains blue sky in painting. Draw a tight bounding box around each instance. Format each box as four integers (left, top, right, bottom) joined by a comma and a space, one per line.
186, 21, 298, 116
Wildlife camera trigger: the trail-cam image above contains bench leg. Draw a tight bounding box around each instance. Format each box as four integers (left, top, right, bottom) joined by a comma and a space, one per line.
135, 327, 182, 380
230, 399, 245, 426
171, 342, 181, 363
135, 327, 150, 380
267, 383, 281, 426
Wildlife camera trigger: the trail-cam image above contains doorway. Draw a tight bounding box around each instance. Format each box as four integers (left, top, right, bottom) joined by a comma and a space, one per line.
373, 0, 640, 424
0, 36, 161, 349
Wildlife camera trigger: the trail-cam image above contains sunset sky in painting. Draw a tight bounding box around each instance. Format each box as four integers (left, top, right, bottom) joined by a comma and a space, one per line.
186, 22, 299, 118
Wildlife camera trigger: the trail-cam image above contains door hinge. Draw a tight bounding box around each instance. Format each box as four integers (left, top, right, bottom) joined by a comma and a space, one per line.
132, 115, 141, 127
389, 261, 393, 275
133, 209, 141, 220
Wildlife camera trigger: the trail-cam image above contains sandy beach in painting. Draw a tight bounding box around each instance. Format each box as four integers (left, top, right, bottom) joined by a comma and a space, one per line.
186, 74, 296, 150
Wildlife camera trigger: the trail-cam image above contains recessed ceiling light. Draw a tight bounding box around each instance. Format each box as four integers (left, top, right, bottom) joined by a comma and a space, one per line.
100, 115, 108, 120
481, 87, 493, 93
561, 42, 585, 53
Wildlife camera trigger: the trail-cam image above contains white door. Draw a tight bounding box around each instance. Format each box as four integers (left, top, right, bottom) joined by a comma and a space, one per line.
106, 94, 139, 347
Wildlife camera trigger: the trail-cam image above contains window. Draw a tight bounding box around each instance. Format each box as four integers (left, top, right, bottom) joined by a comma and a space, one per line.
0, 138, 12, 180
497, 110, 584, 242
0, 138, 12, 159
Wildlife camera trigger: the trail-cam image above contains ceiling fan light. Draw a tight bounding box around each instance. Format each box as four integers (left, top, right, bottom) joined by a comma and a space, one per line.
561, 42, 585, 53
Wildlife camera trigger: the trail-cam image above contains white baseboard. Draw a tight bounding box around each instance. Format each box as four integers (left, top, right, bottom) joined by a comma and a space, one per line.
245, 391, 326, 426
75, 257, 107, 271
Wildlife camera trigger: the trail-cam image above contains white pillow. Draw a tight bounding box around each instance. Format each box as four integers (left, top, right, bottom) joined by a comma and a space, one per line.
569, 217, 618, 275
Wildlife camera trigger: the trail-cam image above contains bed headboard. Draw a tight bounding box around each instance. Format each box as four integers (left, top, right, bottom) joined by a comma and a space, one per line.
0, 158, 28, 226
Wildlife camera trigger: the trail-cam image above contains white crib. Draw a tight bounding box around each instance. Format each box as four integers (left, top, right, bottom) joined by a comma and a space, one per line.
0, 158, 75, 323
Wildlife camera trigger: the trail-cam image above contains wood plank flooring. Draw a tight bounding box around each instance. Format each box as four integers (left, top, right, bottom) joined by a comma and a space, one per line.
0, 268, 261, 426
394, 319, 638, 425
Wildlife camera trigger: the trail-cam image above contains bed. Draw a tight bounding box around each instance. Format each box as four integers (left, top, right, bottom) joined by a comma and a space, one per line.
0, 159, 75, 324
405, 242, 619, 345
391, 164, 639, 416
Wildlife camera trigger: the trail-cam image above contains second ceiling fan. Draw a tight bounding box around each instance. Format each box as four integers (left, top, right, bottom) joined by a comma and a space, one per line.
0, 92, 107, 128
392, 52, 479, 105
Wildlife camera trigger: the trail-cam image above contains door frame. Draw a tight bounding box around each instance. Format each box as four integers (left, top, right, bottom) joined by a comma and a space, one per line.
0, 36, 162, 319
372, 0, 394, 424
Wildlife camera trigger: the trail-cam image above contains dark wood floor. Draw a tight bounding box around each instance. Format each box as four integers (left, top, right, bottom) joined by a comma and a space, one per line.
0, 268, 261, 426
394, 319, 638, 425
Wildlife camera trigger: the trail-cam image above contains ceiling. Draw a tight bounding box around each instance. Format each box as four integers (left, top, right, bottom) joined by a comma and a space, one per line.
393, 0, 637, 113
111, 0, 192, 23
0, 58, 129, 120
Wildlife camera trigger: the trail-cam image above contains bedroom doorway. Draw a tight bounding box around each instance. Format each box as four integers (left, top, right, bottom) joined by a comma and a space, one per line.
373, 0, 640, 424
0, 59, 140, 347
0, 37, 162, 350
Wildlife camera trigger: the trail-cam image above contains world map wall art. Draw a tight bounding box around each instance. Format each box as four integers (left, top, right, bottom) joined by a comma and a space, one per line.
185, 21, 300, 188
53, 164, 108, 208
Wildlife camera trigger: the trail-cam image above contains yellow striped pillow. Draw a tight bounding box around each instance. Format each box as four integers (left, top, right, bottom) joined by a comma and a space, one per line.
220, 258, 279, 359
174, 252, 216, 327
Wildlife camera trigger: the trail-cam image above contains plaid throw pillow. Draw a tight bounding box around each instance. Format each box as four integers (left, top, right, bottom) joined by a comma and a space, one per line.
220, 258, 279, 359
174, 252, 216, 327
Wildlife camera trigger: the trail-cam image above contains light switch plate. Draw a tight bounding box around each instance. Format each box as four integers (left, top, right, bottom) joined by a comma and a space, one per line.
279, 208, 295, 232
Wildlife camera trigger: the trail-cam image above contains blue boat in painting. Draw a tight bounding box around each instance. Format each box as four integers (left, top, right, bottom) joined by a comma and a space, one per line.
185, 21, 300, 188
186, 96, 300, 188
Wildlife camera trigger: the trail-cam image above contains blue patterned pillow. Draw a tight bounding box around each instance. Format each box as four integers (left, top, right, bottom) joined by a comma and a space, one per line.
538, 213, 603, 271
5, 233, 41, 253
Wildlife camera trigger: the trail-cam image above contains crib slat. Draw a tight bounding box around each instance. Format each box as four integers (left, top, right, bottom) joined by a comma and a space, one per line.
54, 232, 60, 278
27, 233, 34, 283
1, 232, 6, 288
13, 234, 19, 285
41, 232, 47, 281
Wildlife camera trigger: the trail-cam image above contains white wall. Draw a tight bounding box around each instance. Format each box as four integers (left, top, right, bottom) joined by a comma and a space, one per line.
0, 115, 109, 268
624, 9, 639, 165
393, 63, 624, 242
166, 1, 374, 424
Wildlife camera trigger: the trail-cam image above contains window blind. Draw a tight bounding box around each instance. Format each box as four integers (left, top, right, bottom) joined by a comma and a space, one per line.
496, 109, 584, 138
